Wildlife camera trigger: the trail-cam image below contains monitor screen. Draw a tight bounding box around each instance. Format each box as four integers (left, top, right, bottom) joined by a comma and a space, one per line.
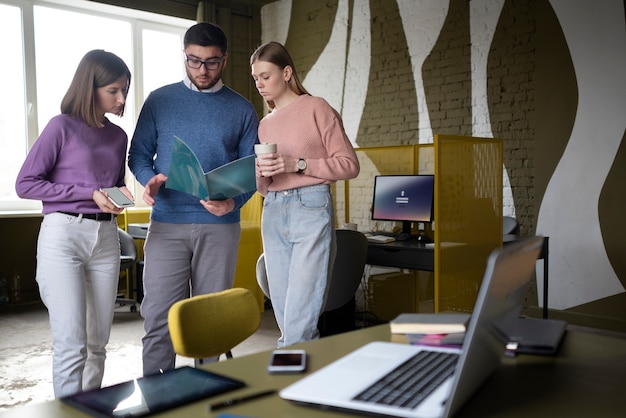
371, 175, 434, 227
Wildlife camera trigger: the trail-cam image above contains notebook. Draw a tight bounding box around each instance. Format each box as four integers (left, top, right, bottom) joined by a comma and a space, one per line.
280, 236, 545, 418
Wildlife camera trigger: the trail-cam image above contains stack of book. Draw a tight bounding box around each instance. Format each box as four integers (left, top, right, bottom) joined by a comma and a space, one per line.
389, 313, 471, 348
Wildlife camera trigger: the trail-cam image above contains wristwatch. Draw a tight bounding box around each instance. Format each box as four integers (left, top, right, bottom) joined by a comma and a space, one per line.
297, 158, 307, 174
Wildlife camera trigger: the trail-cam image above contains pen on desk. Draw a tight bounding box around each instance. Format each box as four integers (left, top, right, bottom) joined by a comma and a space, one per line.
207, 389, 278, 412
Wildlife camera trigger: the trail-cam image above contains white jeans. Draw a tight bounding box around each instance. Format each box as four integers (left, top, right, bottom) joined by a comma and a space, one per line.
36, 213, 120, 398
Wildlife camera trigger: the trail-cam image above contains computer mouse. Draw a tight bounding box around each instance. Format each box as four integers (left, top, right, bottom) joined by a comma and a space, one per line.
417, 234, 433, 243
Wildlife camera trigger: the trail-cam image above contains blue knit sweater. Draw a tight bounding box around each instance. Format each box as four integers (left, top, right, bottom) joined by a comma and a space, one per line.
129, 81, 259, 224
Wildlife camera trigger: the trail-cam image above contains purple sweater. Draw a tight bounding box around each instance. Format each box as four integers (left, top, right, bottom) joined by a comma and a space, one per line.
15, 114, 128, 214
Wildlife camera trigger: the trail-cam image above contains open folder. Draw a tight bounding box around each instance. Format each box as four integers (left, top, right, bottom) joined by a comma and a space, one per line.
165, 136, 256, 201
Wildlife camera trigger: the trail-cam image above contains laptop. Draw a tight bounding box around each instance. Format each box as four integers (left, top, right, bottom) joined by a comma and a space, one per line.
280, 236, 545, 418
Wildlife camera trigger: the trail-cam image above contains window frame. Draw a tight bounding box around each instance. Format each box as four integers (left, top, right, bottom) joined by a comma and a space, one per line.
1, 0, 194, 212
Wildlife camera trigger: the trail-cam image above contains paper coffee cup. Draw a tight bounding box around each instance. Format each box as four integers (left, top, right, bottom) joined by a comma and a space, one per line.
255, 143, 277, 176
254, 143, 277, 156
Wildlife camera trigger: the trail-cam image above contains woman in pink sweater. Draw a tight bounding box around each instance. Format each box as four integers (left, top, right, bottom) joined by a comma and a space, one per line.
251, 42, 360, 347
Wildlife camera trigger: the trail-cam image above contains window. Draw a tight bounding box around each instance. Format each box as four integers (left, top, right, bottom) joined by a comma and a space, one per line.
142, 27, 187, 97
0, 0, 193, 211
33, 6, 134, 137
0, 3, 29, 209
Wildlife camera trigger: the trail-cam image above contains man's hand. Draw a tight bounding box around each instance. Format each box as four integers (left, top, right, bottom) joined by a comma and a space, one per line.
200, 198, 235, 216
143, 173, 167, 206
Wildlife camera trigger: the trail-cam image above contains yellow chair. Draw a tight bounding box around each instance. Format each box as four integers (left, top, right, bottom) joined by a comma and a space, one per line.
167, 288, 261, 362
234, 192, 265, 310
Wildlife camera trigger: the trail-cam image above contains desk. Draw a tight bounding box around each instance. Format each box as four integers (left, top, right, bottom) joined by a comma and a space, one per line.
127, 222, 149, 240
504, 236, 549, 318
367, 236, 550, 318
5, 325, 624, 417
367, 240, 434, 271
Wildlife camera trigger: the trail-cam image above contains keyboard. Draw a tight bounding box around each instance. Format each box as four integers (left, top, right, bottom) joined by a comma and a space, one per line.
353, 350, 459, 409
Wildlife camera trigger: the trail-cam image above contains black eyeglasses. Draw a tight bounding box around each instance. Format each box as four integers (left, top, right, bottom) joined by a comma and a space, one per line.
185, 55, 225, 70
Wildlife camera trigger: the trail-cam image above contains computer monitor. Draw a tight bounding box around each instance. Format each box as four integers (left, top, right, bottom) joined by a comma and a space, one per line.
371, 175, 434, 237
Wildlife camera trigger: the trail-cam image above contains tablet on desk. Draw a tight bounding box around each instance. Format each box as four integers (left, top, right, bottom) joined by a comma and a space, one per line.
61, 366, 245, 417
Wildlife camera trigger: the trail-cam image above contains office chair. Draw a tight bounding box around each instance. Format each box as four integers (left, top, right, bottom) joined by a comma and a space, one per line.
255, 229, 369, 337
255, 253, 271, 299
117, 228, 139, 312
503, 216, 520, 235
168, 288, 261, 362
319, 229, 369, 336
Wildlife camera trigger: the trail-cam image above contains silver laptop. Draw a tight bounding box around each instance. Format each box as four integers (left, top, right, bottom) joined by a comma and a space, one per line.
280, 236, 545, 418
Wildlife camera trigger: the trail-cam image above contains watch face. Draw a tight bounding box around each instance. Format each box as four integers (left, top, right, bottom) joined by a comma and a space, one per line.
298, 159, 307, 170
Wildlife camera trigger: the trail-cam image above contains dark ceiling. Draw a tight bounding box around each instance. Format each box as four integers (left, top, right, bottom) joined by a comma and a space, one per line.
89, 0, 275, 21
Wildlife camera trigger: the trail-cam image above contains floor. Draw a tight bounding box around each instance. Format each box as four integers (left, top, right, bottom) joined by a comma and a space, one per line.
0, 301, 280, 412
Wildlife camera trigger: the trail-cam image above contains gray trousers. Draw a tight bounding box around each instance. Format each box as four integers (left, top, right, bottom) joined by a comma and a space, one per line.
140, 221, 240, 376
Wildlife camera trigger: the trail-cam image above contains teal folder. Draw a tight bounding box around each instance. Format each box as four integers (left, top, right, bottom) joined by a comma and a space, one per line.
166, 136, 256, 201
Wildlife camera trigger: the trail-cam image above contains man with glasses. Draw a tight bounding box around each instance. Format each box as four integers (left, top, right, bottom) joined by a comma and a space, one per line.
129, 22, 258, 376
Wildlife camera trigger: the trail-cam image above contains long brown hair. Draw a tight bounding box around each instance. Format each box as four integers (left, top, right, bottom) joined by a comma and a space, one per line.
250, 41, 309, 110
61, 50, 131, 128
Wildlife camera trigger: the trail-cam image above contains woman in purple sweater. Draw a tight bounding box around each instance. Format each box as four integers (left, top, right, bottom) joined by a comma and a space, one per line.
15, 50, 133, 398
251, 42, 360, 347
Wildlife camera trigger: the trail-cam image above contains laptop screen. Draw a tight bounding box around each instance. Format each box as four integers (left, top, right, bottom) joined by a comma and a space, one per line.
442, 236, 544, 417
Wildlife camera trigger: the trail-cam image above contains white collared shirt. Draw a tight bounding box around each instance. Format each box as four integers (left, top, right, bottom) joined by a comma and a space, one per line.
183, 75, 224, 93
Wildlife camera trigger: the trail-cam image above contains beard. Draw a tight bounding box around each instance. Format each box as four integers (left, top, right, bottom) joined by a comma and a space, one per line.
186, 67, 223, 90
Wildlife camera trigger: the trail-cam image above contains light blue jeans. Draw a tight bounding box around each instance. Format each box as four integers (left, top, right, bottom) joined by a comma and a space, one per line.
36, 213, 120, 398
262, 184, 336, 347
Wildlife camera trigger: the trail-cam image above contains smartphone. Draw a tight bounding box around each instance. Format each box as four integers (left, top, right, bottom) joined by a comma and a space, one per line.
100, 187, 134, 208
267, 349, 307, 374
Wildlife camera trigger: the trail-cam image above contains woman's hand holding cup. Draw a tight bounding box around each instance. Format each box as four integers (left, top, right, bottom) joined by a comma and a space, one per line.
255, 143, 277, 177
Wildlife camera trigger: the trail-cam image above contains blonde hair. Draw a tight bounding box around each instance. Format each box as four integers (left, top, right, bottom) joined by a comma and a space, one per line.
61, 50, 131, 128
250, 41, 309, 110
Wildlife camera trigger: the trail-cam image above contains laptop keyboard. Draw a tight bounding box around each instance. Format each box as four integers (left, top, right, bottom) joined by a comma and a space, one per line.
353, 350, 459, 409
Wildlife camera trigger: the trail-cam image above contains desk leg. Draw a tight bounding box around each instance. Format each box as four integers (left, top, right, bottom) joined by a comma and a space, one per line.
542, 237, 549, 319
136, 261, 144, 303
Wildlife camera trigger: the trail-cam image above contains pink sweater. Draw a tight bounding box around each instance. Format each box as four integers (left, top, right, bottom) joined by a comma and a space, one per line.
257, 95, 359, 194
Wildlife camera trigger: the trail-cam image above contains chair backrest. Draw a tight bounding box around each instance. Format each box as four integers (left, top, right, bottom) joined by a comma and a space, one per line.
255, 229, 369, 312
503, 216, 520, 235
324, 229, 369, 312
168, 288, 261, 360
256, 253, 270, 298
118, 228, 137, 270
